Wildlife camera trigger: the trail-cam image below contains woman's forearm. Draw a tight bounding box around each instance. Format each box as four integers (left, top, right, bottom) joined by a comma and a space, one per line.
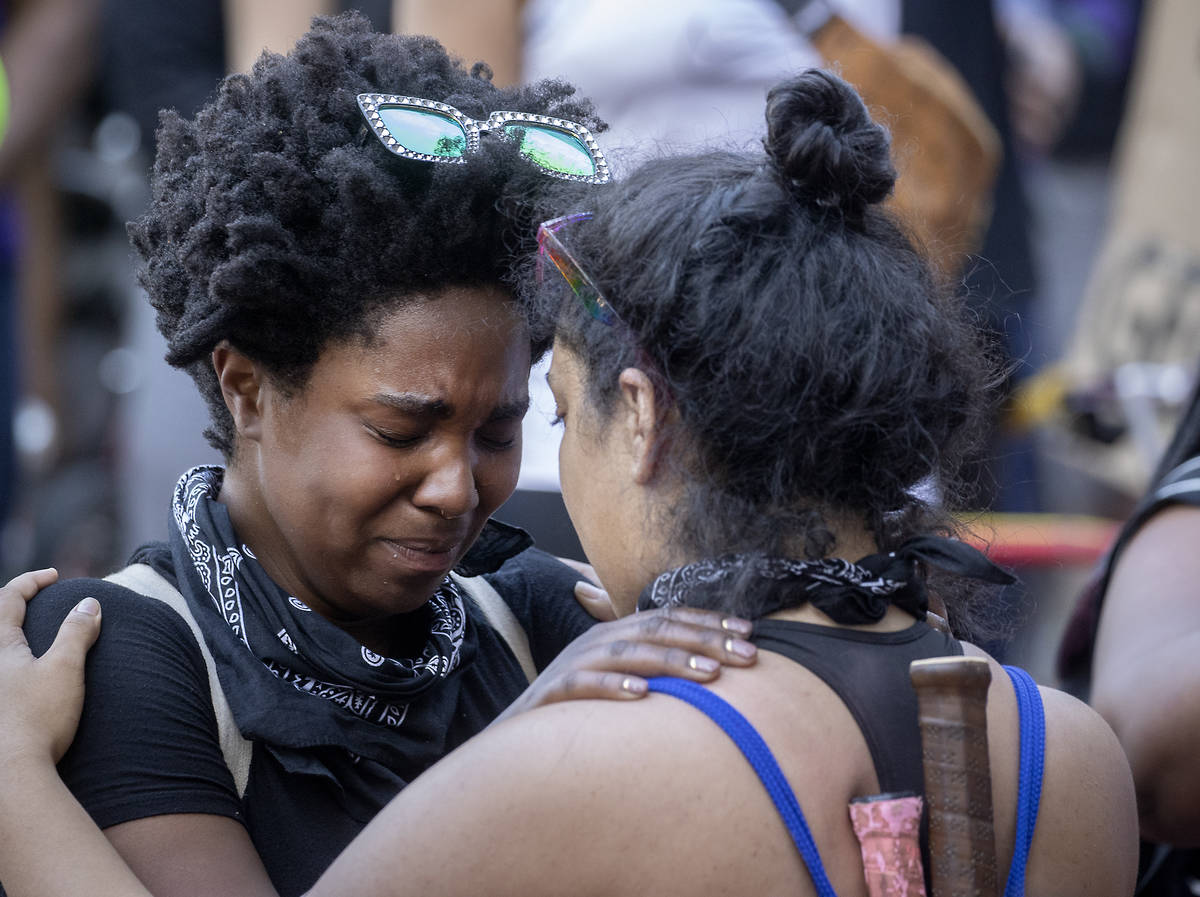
1092, 631, 1200, 845
0, 757, 152, 897
1091, 505, 1200, 845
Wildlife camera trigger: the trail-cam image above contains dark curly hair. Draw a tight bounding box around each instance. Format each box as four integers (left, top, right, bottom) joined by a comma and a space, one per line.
131, 12, 600, 457
538, 70, 1002, 629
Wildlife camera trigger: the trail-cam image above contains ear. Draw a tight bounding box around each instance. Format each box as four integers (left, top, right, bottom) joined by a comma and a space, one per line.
212, 341, 266, 444
617, 367, 669, 485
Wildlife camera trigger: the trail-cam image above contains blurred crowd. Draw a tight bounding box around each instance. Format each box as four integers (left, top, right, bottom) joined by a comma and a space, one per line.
0, 0, 1189, 687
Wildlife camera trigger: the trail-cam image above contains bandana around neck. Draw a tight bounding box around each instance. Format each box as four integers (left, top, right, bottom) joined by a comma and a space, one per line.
637, 535, 1014, 624
167, 465, 480, 785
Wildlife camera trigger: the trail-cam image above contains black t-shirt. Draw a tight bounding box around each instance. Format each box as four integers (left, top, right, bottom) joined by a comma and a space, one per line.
19, 542, 595, 897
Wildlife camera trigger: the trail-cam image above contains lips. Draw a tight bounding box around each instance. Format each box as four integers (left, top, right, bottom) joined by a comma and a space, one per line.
380, 537, 464, 575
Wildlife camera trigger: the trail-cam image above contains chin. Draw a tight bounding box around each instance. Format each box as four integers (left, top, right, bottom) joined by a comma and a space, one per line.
348, 564, 448, 616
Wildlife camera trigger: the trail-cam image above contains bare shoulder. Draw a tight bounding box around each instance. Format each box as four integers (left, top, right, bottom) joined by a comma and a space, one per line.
1038, 684, 1136, 795
1030, 686, 1139, 896
959, 645, 1138, 896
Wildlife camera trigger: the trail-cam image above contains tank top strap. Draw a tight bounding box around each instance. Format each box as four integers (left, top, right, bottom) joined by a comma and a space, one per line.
646, 676, 840, 897
1002, 665, 1046, 897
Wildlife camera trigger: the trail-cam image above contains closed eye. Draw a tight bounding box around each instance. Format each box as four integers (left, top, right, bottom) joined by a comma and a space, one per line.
479, 435, 516, 451
477, 424, 520, 452
367, 425, 423, 449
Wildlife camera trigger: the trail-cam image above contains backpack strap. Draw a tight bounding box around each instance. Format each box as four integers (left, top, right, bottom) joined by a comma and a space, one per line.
450, 571, 538, 683
104, 564, 253, 797
97, 565, 535, 794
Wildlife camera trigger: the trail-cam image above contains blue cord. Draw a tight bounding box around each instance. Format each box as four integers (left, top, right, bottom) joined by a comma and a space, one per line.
1002, 665, 1046, 897
647, 676, 839, 897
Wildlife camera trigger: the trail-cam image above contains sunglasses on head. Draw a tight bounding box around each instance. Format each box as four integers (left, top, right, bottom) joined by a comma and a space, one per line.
537, 212, 619, 326
357, 94, 611, 184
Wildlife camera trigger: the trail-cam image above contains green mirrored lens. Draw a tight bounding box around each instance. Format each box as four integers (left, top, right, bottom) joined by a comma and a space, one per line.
379, 107, 467, 158
504, 124, 595, 177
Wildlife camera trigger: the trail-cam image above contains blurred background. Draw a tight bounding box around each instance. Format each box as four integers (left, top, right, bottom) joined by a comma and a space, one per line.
2, 0, 1195, 686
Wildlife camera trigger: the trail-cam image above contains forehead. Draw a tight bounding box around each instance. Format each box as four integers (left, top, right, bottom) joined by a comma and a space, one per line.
546, 341, 582, 391
316, 285, 532, 408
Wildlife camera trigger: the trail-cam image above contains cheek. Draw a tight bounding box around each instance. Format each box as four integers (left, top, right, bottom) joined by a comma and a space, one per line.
475, 446, 522, 512
557, 427, 582, 513
263, 416, 390, 533
558, 424, 601, 550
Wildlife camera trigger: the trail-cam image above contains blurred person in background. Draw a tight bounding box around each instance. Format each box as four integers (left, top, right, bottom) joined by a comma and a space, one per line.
102, 1, 394, 564
998, 0, 1141, 159
1060, 377, 1200, 895
0, 0, 229, 580
999, 0, 1145, 521
0, 0, 100, 572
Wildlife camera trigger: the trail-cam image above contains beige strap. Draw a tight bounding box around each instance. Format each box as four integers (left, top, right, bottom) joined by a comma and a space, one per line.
104, 564, 253, 798
99, 565, 534, 795
450, 572, 538, 683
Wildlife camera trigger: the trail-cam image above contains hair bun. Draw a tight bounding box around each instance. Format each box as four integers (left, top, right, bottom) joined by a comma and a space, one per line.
763, 70, 896, 219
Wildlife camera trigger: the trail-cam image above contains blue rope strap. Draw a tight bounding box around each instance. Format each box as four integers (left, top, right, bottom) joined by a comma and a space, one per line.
646, 676, 839, 897
1002, 665, 1045, 897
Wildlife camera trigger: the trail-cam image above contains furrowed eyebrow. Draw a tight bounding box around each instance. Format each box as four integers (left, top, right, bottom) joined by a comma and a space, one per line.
371, 393, 452, 418
489, 399, 531, 422
371, 393, 529, 422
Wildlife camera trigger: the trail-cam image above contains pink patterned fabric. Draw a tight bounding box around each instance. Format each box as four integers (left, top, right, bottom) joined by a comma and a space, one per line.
849, 794, 928, 897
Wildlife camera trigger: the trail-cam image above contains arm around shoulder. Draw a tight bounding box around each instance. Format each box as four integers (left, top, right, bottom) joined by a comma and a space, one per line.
307, 697, 692, 897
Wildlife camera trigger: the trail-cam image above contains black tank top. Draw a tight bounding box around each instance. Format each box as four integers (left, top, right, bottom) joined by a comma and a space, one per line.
751, 618, 963, 796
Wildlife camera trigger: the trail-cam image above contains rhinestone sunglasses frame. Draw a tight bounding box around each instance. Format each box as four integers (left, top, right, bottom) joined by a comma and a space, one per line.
356, 93, 611, 184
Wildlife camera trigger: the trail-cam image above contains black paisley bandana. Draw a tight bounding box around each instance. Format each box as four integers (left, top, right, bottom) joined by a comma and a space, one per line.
167, 466, 481, 789
637, 535, 1014, 624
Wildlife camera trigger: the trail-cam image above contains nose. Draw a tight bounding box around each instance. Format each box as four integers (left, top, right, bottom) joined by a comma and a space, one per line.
411, 445, 479, 520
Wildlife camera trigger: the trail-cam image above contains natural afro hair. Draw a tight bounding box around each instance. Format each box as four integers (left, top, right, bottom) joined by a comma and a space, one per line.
131, 11, 601, 457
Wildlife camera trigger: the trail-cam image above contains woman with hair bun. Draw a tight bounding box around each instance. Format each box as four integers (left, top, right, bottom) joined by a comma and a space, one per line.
0, 70, 1137, 897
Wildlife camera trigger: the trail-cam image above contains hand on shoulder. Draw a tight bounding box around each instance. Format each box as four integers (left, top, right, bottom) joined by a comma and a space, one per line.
0, 568, 101, 765
493, 605, 758, 721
